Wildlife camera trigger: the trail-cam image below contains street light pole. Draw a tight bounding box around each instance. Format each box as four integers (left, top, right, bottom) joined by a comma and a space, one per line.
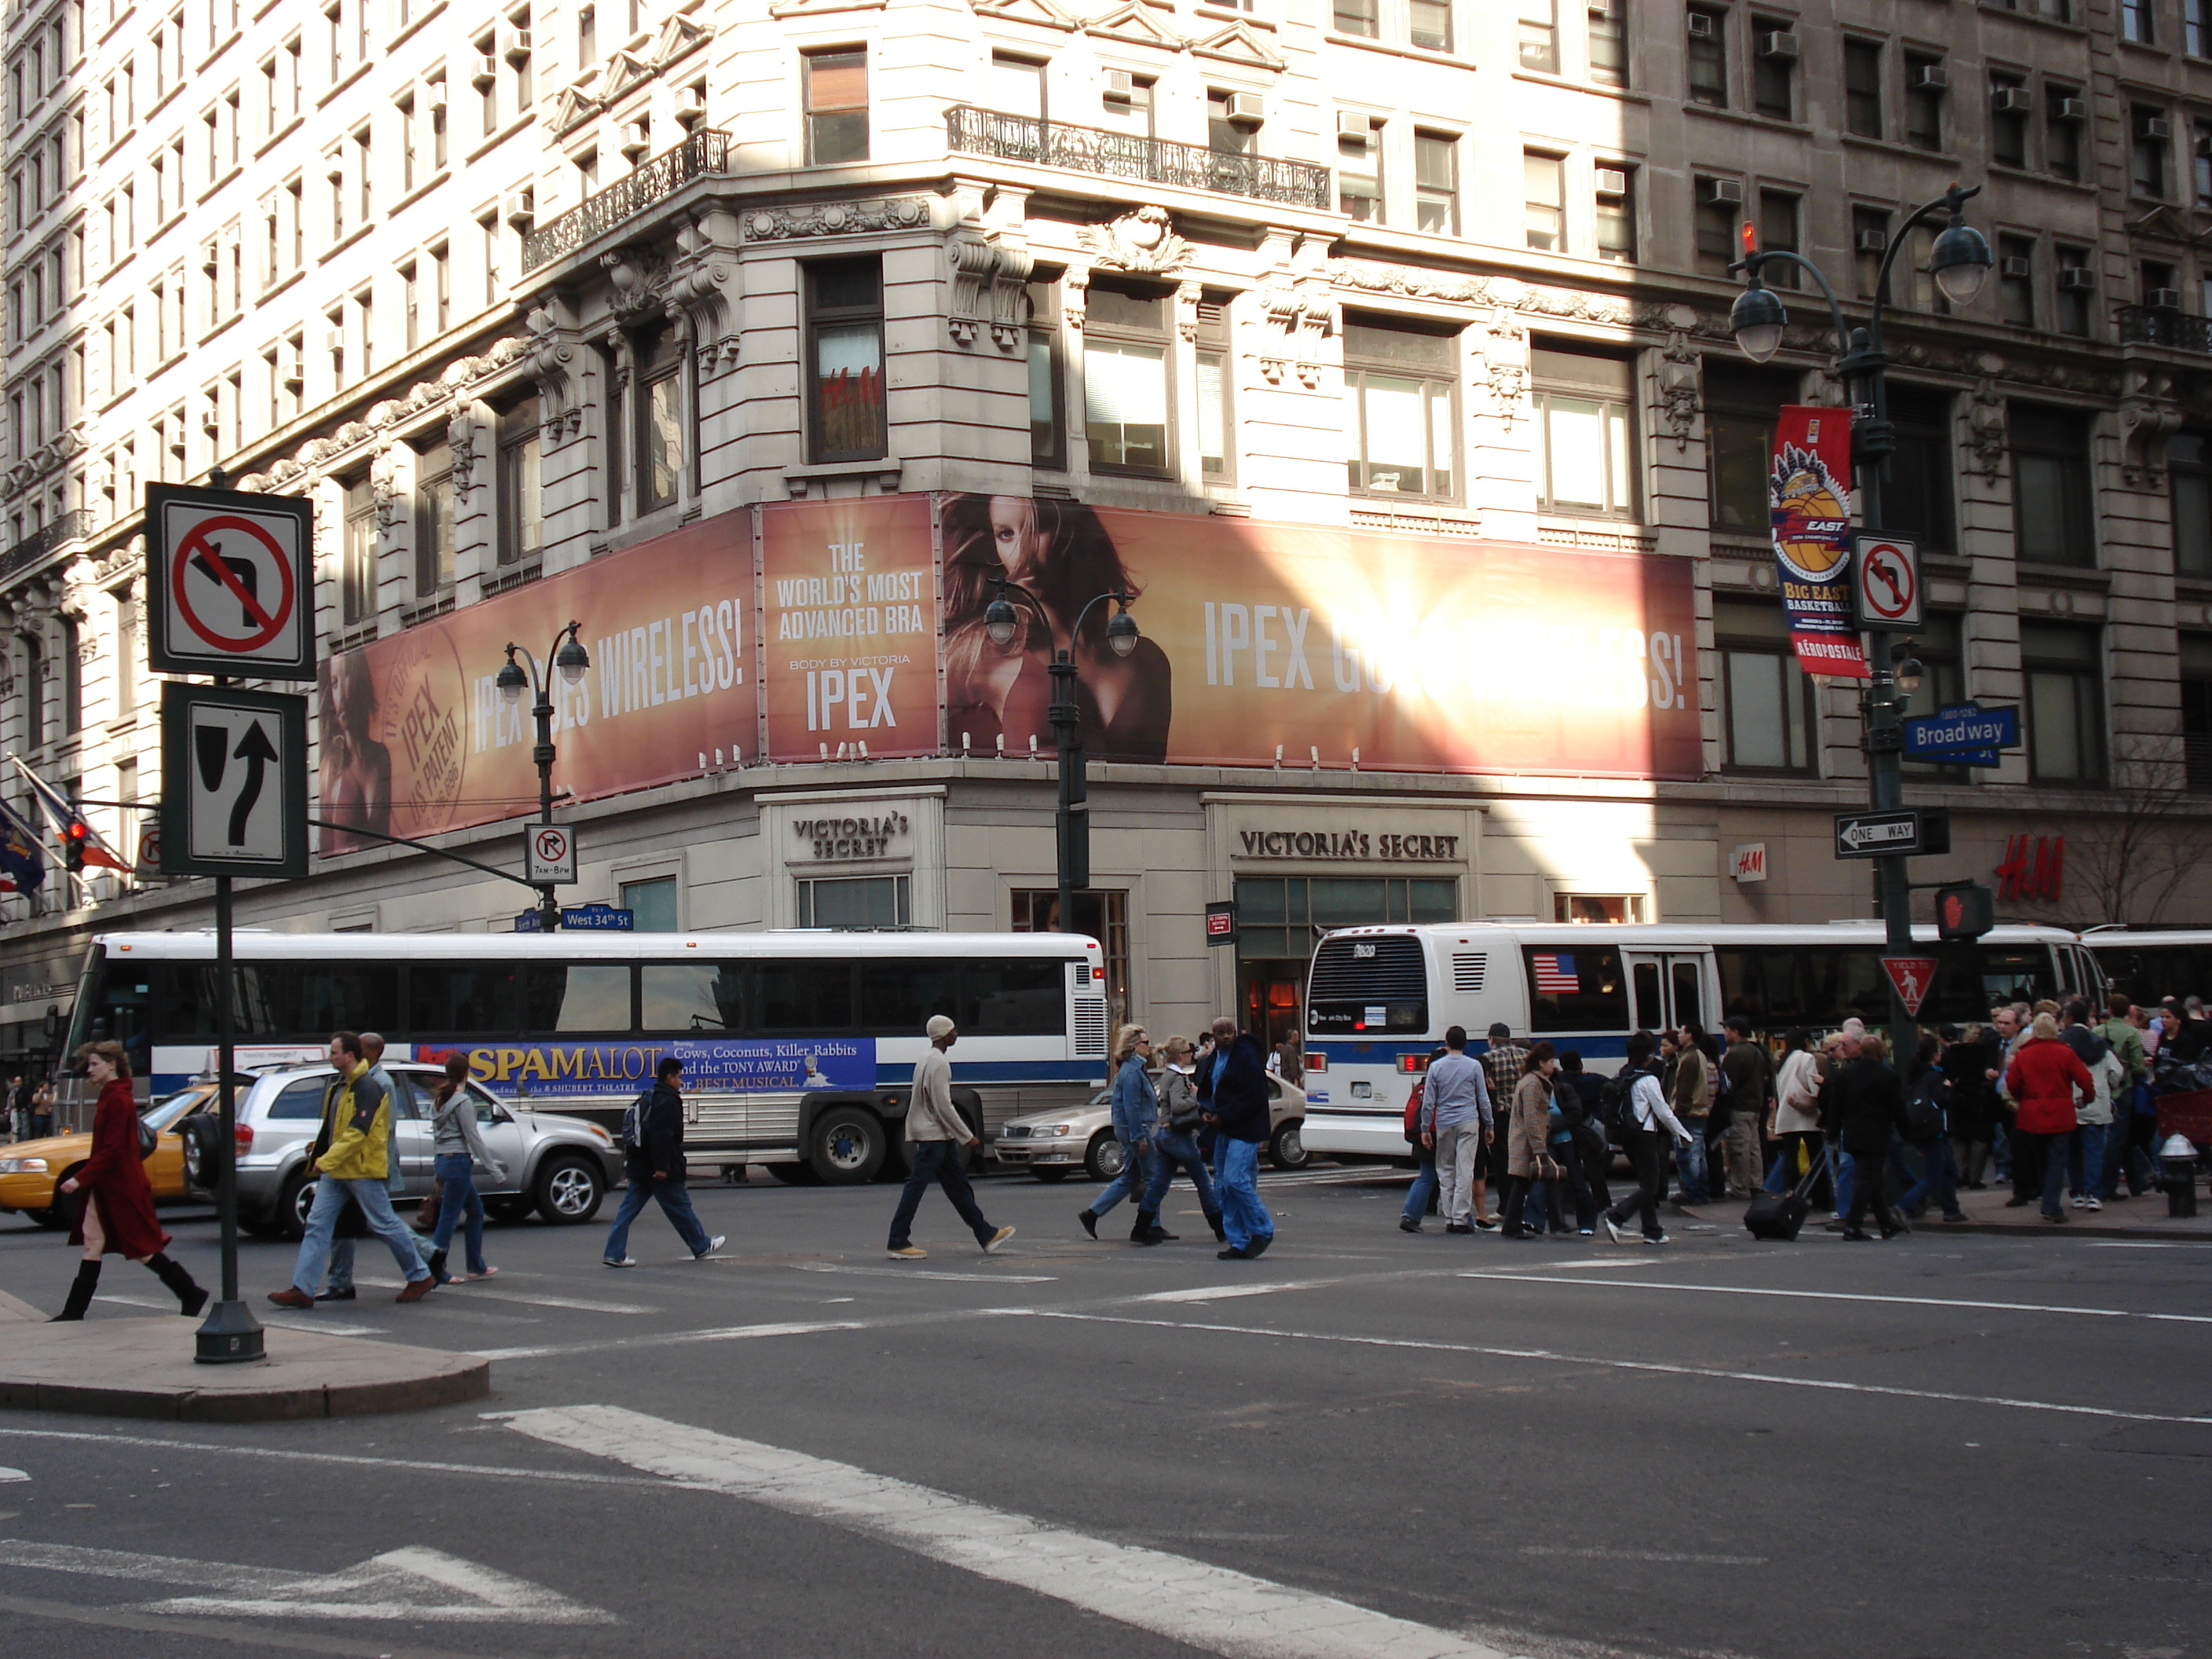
1729, 185, 1991, 1060
984, 580, 1141, 934
496, 621, 590, 933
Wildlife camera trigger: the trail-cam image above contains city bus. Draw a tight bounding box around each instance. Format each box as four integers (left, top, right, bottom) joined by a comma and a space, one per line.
60, 929, 1111, 1183
2081, 929, 2212, 1006
1298, 920, 2098, 1160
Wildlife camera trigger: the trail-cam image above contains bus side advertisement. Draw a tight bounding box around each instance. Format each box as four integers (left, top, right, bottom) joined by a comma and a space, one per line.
413, 1038, 878, 1098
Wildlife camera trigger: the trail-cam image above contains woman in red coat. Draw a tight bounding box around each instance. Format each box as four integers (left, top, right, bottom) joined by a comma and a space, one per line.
2004, 1013, 2094, 1225
50, 1042, 207, 1321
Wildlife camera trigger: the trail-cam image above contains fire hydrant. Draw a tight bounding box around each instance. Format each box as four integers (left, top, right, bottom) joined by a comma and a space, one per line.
2158, 1133, 2199, 1220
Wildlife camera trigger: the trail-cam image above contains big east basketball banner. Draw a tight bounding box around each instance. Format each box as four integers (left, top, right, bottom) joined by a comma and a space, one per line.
1768, 407, 1870, 679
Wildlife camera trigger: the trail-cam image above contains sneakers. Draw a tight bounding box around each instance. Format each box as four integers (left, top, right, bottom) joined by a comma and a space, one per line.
266, 1287, 313, 1309
1643, 1231, 1671, 1245
693, 1236, 727, 1260
1398, 1215, 1421, 1233
2071, 1195, 2086, 1209
1942, 1211, 1968, 1224
602, 1256, 638, 1269
313, 1287, 356, 1302
2082, 1196, 2103, 1211
984, 1226, 1016, 1254
1577, 1228, 1595, 1237
395, 1276, 436, 1302
887, 1245, 928, 1259
1603, 1218, 1624, 1244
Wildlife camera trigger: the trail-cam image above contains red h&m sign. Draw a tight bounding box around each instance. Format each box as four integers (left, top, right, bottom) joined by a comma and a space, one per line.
1996, 833, 2065, 902
1768, 407, 1870, 679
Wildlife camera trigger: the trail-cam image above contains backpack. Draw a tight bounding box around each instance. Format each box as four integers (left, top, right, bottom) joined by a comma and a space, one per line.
1403, 1079, 1425, 1145
1903, 1072, 1947, 1143
621, 1086, 656, 1153
1599, 1069, 1638, 1146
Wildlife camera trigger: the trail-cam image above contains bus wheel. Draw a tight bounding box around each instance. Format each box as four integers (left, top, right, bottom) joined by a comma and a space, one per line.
808, 1108, 886, 1185
533, 1157, 606, 1224
1084, 1133, 1123, 1183
1269, 1122, 1310, 1171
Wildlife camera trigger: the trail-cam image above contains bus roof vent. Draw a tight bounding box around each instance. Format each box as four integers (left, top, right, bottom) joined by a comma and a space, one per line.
1309, 934, 1426, 1002
1451, 952, 1487, 994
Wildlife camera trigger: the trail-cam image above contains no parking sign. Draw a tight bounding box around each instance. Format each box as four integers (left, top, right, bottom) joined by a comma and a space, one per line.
145, 484, 316, 680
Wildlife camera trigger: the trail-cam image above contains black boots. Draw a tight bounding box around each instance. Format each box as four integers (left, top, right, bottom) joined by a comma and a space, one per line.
1130, 1210, 1177, 1245
145, 1252, 210, 1317
427, 1248, 451, 1284
1078, 1210, 1099, 1239
1205, 1210, 1227, 1243
51, 1258, 101, 1321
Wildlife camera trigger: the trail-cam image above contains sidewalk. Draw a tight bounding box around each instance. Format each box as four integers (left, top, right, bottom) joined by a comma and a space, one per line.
0, 1290, 489, 1421
1671, 1179, 2212, 1242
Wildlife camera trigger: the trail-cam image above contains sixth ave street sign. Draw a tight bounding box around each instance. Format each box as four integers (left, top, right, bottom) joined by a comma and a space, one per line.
1834, 808, 1950, 859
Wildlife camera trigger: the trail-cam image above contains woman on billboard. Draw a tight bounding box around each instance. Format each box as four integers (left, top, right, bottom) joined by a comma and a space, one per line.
941, 494, 1172, 762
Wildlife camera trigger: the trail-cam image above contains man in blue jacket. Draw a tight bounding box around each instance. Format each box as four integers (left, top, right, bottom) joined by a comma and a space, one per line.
1198, 1016, 1274, 1260
603, 1057, 725, 1267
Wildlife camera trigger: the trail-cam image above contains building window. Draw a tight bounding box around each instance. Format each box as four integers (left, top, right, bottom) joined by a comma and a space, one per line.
1518, 0, 1558, 71
1751, 16, 1794, 119
1903, 54, 1944, 151
60, 616, 81, 734
1342, 314, 1458, 502
1337, 118, 1379, 221
1555, 895, 1645, 923
2046, 86, 2082, 181
2134, 106, 2170, 198
1757, 189, 1800, 288
2169, 434, 2212, 577
413, 439, 453, 595
2181, 633, 2212, 793
1013, 889, 1130, 1018
803, 48, 868, 165
1588, 0, 1628, 86
2021, 622, 2104, 786
2196, 123, 2212, 205
1716, 598, 1817, 774
1207, 90, 1255, 156
2010, 404, 2094, 567
1334, 0, 1379, 38
1533, 345, 1638, 516
1899, 611, 1969, 781
1997, 233, 2035, 326
621, 875, 679, 932
1196, 292, 1232, 482
2122, 0, 2155, 42
20, 634, 44, 747
991, 53, 1046, 120
797, 873, 908, 928
1595, 166, 1635, 261
496, 396, 541, 566
1411, 0, 1452, 52
1233, 877, 1456, 965
1024, 276, 1065, 471
1523, 151, 1564, 251
634, 328, 684, 511
2144, 258, 2178, 307
1083, 278, 1172, 478
1990, 73, 2029, 168
341, 473, 375, 624
805, 258, 885, 467
1705, 361, 1793, 533
2054, 243, 2093, 336
1100, 73, 1155, 137
1694, 181, 1738, 277
1414, 132, 1458, 234
1884, 386, 1954, 551
1852, 207, 1890, 298
1686, 6, 1727, 107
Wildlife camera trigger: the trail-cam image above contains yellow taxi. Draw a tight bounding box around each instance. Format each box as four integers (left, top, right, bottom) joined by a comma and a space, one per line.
0, 1084, 217, 1228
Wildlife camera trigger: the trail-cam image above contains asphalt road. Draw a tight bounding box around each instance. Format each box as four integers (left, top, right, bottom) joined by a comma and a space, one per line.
1, 1163, 2207, 1659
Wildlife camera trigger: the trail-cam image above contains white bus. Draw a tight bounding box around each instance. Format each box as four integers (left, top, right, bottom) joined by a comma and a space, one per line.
61, 929, 1111, 1183
2081, 928, 2212, 1007
1299, 920, 2098, 1160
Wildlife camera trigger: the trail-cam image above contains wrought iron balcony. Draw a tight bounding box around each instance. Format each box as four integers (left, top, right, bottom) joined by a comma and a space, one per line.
0, 509, 90, 584
2117, 302, 2212, 353
946, 106, 1332, 211
521, 130, 731, 271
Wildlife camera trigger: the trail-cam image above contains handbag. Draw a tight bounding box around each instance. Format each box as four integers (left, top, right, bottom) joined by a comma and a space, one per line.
137, 1117, 159, 1159
414, 1186, 442, 1232
1533, 1152, 1565, 1183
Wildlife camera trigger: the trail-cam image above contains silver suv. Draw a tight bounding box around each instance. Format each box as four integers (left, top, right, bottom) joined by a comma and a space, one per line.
227, 1060, 622, 1240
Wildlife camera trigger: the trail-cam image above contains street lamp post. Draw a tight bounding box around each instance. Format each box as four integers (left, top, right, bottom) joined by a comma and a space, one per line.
496, 621, 591, 932
983, 580, 1141, 934
1727, 183, 1992, 1061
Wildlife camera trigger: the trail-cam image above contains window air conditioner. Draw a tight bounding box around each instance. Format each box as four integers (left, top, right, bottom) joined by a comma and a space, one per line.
473, 54, 500, 90
1104, 68, 1134, 101
324, 327, 344, 353
1911, 63, 1948, 90
1336, 110, 1374, 142
1991, 87, 2031, 113
621, 119, 650, 160
505, 30, 534, 65
1758, 31, 1800, 60
2054, 95, 2087, 121
675, 93, 707, 130
1855, 228, 1888, 252
1686, 11, 1715, 37
2058, 266, 2097, 291
2147, 287, 2183, 309
2141, 115, 2173, 139
2000, 255, 2032, 279
1595, 167, 1628, 196
1224, 92, 1265, 124
502, 187, 534, 228
1700, 177, 1742, 204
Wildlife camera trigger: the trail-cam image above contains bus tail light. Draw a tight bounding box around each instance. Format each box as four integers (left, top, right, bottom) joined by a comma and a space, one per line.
1397, 1053, 1430, 1074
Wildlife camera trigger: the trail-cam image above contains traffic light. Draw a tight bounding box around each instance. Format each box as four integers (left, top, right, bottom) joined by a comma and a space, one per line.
61, 818, 89, 874
1936, 881, 1994, 941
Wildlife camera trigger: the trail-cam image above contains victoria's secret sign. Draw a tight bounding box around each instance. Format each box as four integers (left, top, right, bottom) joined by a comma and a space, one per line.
1238, 830, 1462, 861
794, 812, 911, 862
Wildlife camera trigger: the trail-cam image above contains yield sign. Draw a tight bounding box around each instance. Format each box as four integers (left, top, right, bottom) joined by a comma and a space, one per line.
146, 483, 316, 680
1881, 956, 1941, 1018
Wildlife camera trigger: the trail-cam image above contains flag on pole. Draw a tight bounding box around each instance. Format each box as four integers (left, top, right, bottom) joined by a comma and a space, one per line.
0, 797, 46, 893
8, 756, 130, 872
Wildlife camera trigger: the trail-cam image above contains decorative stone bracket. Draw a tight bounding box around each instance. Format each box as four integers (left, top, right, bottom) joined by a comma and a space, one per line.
2121, 366, 2184, 487
947, 229, 1035, 350
667, 207, 742, 375
525, 297, 588, 440
1967, 379, 2008, 480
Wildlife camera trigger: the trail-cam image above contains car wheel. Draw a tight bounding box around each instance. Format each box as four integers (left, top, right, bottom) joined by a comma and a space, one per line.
1084, 1133, 1124, 1183
1269, 1122, 1310, 1171
238, 1211, 283, 1240
767, 1163, 818, 1185
484, 1196, 534, 1225
533, 1156, 605, 1225
808, 1108, 887, 1185
276, 1170, 315, 1242
1033, 1167, 1071, 1183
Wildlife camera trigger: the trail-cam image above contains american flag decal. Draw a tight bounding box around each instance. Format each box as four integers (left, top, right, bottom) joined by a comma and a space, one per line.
1531, 953, 1579, 994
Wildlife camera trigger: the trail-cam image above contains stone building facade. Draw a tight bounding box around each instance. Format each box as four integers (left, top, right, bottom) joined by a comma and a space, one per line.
1, 0, 2208, 1065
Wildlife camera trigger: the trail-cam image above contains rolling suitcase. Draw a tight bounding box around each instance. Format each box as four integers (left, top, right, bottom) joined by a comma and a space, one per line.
1743, 1152, 1822, 1242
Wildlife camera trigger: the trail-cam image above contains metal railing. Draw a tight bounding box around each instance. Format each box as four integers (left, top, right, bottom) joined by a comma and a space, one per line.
2117, 303, 2212, 353
946, 106, 1332, 211
0, 509, 91, 584
521, 130, 732, 270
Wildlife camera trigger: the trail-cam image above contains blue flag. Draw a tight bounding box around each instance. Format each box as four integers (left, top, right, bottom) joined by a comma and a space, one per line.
0, 800, 46, 894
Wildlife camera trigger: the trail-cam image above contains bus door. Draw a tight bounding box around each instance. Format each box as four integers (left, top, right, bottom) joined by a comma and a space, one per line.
1623, 950, 1711, 1035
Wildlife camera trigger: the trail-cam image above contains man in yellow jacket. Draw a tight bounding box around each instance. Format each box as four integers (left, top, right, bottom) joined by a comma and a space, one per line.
269, 1031, 437, 1307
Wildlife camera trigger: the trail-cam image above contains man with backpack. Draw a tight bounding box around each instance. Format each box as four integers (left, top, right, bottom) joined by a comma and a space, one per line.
1601, 1031, 1694, 1244
603, 1056, 725, 1267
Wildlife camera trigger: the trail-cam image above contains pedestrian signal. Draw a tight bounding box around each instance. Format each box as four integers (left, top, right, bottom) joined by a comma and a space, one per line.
1935, 881, 1994, 941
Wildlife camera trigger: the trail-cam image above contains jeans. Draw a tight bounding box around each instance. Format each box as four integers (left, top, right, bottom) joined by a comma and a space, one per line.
429, 1152, 489, 1275
1436, 1122, 1482, 1225
292, 1176, 430, 1295
1215, 1137, 1273, 1251
1830, 1147, 1856, 1218
604, 1174, 712, 1259
1401, 1153, 1438, 1223
1086, 1139, 1153, 1219
1672, 1120, 1710, 1203
1143, 1130, 1219, 1221
2068, 1123, 2107, 1199
886, 1140, 994, 1250
1604, 1126, 1666, 1240
1897, 1137, 1961, 1218
324, 1159, 421, 1292
1561, 1142, 1598, 1232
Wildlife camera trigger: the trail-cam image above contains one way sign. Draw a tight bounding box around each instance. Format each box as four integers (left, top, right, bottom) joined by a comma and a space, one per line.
159, 683, 309, 877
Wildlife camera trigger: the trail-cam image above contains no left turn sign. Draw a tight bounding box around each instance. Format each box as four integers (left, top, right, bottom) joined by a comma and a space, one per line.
1851, 534, 1923, 632
147, 485, 316, 680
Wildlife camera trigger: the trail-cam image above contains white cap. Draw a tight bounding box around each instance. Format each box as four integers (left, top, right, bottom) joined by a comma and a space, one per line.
925, 1014, 956, 1039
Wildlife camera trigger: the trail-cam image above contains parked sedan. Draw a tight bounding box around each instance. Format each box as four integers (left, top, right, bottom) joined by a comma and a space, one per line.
0, 1082, 218, 1227
991, 1076, 1309, 1181
225, 1061, 622, 1240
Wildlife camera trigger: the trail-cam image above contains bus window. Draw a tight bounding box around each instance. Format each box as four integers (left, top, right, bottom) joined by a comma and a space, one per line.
1670, 960, 1703, 1029
523, 965, 633, 1035
641, 964, 743, 1033
409, 964, 522, 1036
159, 962, 397, 1039
79, 954, 152, 1076
1631, 960, 1662, 1030
961, 959, 1067, 1035
266, 1077, 331, 1119
859, 959, 961, 1033
756, 961, 855, 1034
1525, 946, 1629, 1034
